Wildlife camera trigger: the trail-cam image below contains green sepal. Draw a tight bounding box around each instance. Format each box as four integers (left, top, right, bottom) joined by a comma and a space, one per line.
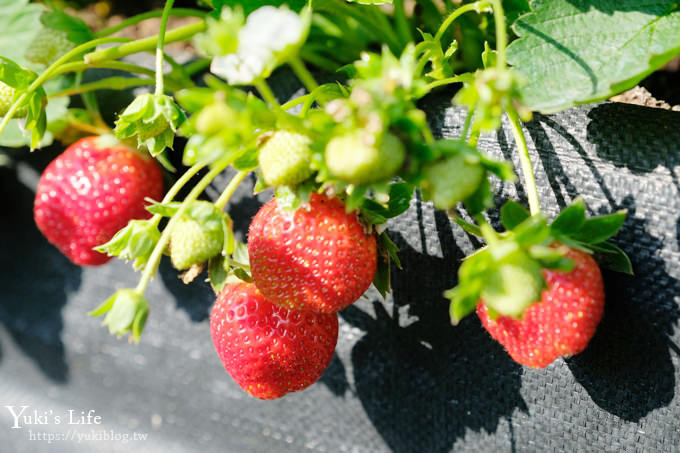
500, 200, 530, 231
589, 241, 634, 275
0, 57, 38, 90
89, 289, 149, 343
146, 200, 181, 217
274, 183, 313, 211
571, 210, 627, 245
549, 197, 586, 236
94, 219, 161, 270
115, 93, 186, 157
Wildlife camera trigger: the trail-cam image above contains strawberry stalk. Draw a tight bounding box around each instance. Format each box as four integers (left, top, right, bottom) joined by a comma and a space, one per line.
95, 8, 207, 38
254, 79, 282, 113
84, 21, 207, 65
489, 0, 508, 70
155, 0, 175, 96
507, 106, 540, 215
433, 1, 492, 43
214, 171, 249, 211
288, 57, 320, 98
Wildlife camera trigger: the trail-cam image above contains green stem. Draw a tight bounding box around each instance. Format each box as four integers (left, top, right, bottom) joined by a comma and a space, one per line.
183, 58, 211, 77
460, 109, 473, 142
53, 61, 156, 78
507, 106, 540, 215
490, 0, 507, 69
300, 50, 340, 72
0, 37, 128, 137
136, 160, 228, 294
393, 0, 413, 45
425, 75, 470, 92
214, 171, 249, 210
95, 8, 207, 37
254, 79, 281, 111
289, 57, 320, 95
85, 21, 207, 65
281, 94, 311, 111
434, 1, 491, 42
149, 162, 206, 228
155, 0, 175, 96
48, 77, 156, 99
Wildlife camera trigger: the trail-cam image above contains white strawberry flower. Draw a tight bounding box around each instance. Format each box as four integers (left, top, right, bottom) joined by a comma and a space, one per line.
210, 6, 310, 85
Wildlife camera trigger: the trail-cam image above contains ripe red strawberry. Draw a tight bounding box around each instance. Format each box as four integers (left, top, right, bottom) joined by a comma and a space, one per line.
34, 136, 163, 266
248, 193, 377, 313
210, 282, 338, 399
477, 247, 604, 368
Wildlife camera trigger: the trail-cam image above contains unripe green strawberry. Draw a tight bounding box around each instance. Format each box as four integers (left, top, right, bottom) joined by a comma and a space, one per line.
170, 201, 225, 270
0, 82, 27, 118
258, 130, 313, 186
25, 29, 75, 66
420, 154, 484, 209
195, 103, 238, 136
325, 132, 405, 185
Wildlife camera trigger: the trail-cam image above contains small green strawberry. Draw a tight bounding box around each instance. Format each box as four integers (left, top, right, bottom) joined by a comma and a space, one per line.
258, 130, 313, 186
170, 201, 226, 270
420, 154, 484, 209
325, 131, 405, 185
0, 82, 27, 118
24, 29, 75, 66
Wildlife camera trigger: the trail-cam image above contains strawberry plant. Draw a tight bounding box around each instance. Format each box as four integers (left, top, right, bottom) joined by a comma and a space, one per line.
3, 0, 676, 397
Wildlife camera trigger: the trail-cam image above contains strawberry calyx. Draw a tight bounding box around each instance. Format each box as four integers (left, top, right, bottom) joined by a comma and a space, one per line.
115, 93, 186, 158
89, 289, 149, 344
94, 219, 161, 271
447, 198, 631, 324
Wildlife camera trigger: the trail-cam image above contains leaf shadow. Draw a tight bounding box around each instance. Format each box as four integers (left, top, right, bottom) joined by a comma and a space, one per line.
341, 202, 526, 452
520, 107, 680, 421
0, 153, 81, 383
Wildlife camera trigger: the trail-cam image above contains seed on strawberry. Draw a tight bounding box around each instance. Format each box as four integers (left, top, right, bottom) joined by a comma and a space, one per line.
248, 192, 377, 313
33, 136, 164, 266
477, 247, 604, 368
24, 29, 75, 66
324, 131, 405, 185
0, 82, 27, 118
420, 154, 484, 209
210, 282, 338, 399
258, 130, 313, 186
170, 201, 225, 270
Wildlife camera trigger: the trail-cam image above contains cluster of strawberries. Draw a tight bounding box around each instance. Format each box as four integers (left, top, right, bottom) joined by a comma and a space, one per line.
32, 135, 609, 400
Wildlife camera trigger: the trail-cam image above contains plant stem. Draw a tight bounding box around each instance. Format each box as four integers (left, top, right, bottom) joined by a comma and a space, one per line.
85, 21, 207, 65
460, 109, 473, 142
289, 57, 320, 95
281, 94, 312, 111
0, 37, 128, 137
425, 75, 470, 92
135, 160, 229, 294
214, 171, 249, 210
95, 8, 207, 37
53, 61, 156, 78
490, 0, 507, 69
507, 106, 540, 215
434, 1, 491, 42
393, 0, 413, 45
48, 77, 156, 99
149, 162, 206, 227
254, 79, 281, 111
155, 0, 175, 96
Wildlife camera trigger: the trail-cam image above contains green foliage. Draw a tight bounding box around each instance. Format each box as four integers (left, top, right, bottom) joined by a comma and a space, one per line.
508, 0, 680, 112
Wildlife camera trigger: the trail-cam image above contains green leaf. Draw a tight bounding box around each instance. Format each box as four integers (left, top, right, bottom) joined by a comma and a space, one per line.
572, 210, 626, 244
508, 0, 680, 113
550, 198, 586, 236
386, 183, 413, 218
589, 241, 634, 275
0, 0, 43, 68
379, 232, 401, 269
41, 10, 94, 44
512, 215, 550, 245
500, 200, 530, 231
220, 0, 307, 14
504, 0, 532, 25
373, 253, 390, 299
